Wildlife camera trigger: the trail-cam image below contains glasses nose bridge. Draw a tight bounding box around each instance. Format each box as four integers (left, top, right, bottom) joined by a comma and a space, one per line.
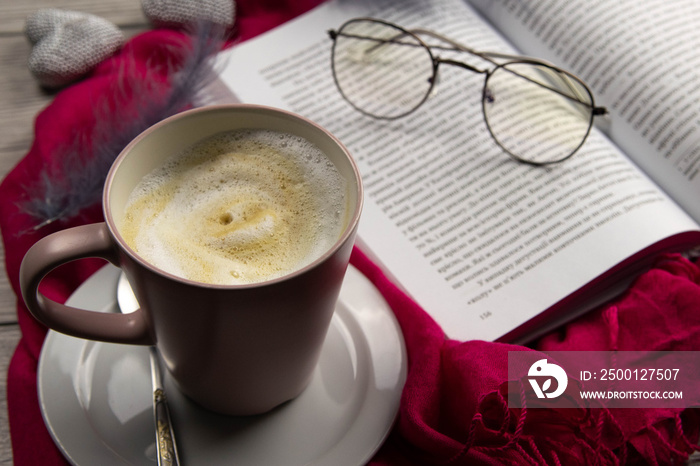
428, 57, 487, 91
435, 57, 486, 75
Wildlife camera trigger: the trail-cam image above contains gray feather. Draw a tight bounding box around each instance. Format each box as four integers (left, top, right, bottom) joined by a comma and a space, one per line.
22, 21, 226, 231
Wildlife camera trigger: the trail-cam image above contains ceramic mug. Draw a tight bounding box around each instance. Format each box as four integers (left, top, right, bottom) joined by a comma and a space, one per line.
20, 104, 363, 415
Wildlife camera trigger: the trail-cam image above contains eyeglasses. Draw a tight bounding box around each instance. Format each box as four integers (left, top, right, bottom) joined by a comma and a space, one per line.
328, 18, 607, 166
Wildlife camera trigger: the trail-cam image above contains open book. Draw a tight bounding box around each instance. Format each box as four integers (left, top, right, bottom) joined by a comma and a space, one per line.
214, 0, 700, 343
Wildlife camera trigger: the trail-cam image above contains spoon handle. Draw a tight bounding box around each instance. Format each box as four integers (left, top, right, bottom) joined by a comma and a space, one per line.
151, 348, 180, 466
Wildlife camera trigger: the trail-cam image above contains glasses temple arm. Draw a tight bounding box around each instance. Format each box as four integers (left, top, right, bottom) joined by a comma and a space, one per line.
409, 28, 510, 68
497, 63, 608, 113
409, 27, 605, 112
409, 28, 584, 68
406, 28, 559, 69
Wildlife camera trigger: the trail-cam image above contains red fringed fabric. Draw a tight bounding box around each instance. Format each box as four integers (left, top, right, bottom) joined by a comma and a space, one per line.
353, 248, 700, 465
2, 1, 699, 464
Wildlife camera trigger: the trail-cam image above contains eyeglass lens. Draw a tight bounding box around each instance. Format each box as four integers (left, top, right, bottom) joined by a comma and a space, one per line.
483, 62, 594, 164
332, 19, 434, 119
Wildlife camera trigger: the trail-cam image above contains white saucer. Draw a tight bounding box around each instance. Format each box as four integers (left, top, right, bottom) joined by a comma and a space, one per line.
38, 264, 406, 465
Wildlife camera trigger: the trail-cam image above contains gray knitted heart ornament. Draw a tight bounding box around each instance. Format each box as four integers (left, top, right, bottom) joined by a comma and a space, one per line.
142, 0, 236, 29
25, 9, 124, 89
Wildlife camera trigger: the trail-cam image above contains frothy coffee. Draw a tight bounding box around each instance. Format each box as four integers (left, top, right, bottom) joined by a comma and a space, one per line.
120, 129, 347, 285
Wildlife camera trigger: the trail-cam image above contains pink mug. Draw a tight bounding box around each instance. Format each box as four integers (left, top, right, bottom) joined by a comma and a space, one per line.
20, 104, 363, 415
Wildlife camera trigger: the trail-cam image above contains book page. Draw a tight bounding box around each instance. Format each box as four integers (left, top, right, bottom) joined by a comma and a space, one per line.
469, 0, 700, 223
216, 0, 700, 341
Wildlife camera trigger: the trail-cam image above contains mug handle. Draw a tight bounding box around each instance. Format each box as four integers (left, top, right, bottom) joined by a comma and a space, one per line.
20, 222, 153, 345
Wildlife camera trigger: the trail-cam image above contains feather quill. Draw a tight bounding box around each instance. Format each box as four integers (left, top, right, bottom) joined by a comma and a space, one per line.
21, 21, 227, 231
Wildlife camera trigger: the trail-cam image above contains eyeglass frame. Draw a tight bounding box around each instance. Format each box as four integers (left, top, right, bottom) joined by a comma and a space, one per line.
328, 17, 608, 166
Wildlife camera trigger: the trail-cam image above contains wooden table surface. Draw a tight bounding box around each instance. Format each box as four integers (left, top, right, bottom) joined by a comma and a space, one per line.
0, 1, 149, 462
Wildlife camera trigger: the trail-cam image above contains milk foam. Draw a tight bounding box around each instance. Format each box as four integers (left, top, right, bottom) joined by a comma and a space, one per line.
120, 129, 347, 285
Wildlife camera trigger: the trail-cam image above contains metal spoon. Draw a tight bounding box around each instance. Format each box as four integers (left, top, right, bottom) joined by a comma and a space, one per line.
117, 273, 181, 466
